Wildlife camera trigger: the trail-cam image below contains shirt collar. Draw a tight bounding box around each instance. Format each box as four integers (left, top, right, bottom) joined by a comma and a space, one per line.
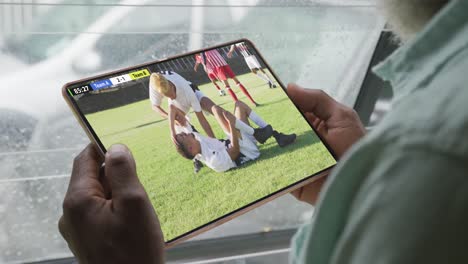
373, 0, 468, 102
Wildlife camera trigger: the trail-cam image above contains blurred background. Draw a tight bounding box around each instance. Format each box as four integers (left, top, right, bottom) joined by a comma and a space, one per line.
0, 0, 398, 263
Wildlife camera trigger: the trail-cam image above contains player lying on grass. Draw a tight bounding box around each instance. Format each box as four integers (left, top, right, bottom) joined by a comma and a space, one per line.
167, 93, 272, 173
194, 54, 226, 97
227, 42, 277, 89
173, 99, 297, 173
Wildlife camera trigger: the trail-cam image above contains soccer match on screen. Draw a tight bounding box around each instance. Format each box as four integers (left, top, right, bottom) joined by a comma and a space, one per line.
69, 41, 336, 241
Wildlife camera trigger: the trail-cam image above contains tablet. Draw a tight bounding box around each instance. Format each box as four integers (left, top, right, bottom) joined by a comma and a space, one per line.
62, 39, 336, 246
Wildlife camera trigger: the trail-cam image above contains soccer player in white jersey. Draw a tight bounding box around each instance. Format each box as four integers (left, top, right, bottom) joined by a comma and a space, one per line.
227, 42, 277, 88
149, 71, 200, 129
149, 71, 209, 172
174, 99, 297, 173
200, 49, 259, 106
149, 73, 168, 118
151, 71, 215, 142
194, 54, 226, 97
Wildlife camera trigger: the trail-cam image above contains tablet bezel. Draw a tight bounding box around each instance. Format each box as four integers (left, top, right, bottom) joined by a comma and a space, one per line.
62, 38, 337, 247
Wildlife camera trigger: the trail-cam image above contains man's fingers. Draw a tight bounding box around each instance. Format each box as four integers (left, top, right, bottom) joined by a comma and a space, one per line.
99, 164, 112, 199
316, 121, 327, 136
68, 144, 104, 193
105, 144, 145, 206
172, 136, 180, 146
287, 83, 337, 121
304, 112, 317, 126
304, 112, 327, 138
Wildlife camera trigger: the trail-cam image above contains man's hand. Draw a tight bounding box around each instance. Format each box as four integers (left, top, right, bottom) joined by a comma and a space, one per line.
287, 83, 366, 205
223, 110, 236, 128
223, 111, 240, 160
58, 144, 165, 264
174, 113, 187, 128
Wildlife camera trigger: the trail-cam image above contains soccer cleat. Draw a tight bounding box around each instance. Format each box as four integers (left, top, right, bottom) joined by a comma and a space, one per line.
273, 131, 296, 147
193, 159, 203, 173
219, 89, 227, 96
268, 82, 277, 89
253, 125, 273, 144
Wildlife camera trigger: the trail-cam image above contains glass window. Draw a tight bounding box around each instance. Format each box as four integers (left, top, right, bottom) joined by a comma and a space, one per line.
0, 0, 382, 262
4, 0, 109, 64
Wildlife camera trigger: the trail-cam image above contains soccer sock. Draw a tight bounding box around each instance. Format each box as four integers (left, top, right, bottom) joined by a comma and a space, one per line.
249, 111, 268, 128
236, 82, 257, 104
235, 119, 254, 135
225, 86, 238, 101
213, 82, 221, 91
262, 72, 274, 83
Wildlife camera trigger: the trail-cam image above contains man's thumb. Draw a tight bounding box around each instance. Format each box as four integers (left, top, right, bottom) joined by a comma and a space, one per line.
105, 144, 143, 203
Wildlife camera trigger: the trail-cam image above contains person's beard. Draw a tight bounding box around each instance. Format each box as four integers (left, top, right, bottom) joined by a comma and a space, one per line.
377, 0, 450, 43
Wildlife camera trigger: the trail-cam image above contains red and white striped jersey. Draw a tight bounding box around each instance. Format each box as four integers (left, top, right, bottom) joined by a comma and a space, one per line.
195, 54, 215, 74
204, 49, 227, 68
234, 42, 253, 58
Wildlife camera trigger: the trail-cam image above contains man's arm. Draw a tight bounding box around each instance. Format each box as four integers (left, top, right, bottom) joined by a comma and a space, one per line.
227, 44, 235, 58
223, 112, 240, 160
168, 105, 179, 142
195, 111, 215, 138
194, 62, 200, 72
152, 105, 168, 119
327, 147, 468, 264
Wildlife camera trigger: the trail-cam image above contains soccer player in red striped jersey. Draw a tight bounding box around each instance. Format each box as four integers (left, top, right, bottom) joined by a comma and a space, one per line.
200, 49, 259, 106
228, 42, 277, 89
194, 54, 226, 97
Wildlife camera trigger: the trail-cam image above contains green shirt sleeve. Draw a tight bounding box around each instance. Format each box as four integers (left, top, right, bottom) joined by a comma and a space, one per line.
329, 146, 468, 264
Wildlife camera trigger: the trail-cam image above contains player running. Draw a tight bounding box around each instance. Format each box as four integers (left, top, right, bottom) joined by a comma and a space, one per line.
199, 49, 259, 106
194, 54, 226, 97
227, 42, 277, 88
174, 99, 296, 173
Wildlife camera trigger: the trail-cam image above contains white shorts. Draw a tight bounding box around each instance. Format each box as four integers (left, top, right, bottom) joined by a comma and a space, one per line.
245, 55, 261, 70
194, 90, 212, 115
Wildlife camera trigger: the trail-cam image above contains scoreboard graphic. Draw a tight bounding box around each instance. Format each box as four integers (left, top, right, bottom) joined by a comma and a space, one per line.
68, 68, 150, 96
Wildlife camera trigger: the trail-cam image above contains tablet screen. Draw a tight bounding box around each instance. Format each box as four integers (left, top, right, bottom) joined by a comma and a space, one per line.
65, 40, 336, 243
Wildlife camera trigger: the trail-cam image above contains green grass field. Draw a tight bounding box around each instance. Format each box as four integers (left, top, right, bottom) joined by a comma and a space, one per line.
85, 70, 336, 241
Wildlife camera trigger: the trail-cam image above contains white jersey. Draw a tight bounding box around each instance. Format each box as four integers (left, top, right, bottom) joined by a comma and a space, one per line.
244, 55, 262, 70
194, 133, 236, 173
158, 71, 202, 114
149, 71, 197, 113
194, 131, 260, 173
